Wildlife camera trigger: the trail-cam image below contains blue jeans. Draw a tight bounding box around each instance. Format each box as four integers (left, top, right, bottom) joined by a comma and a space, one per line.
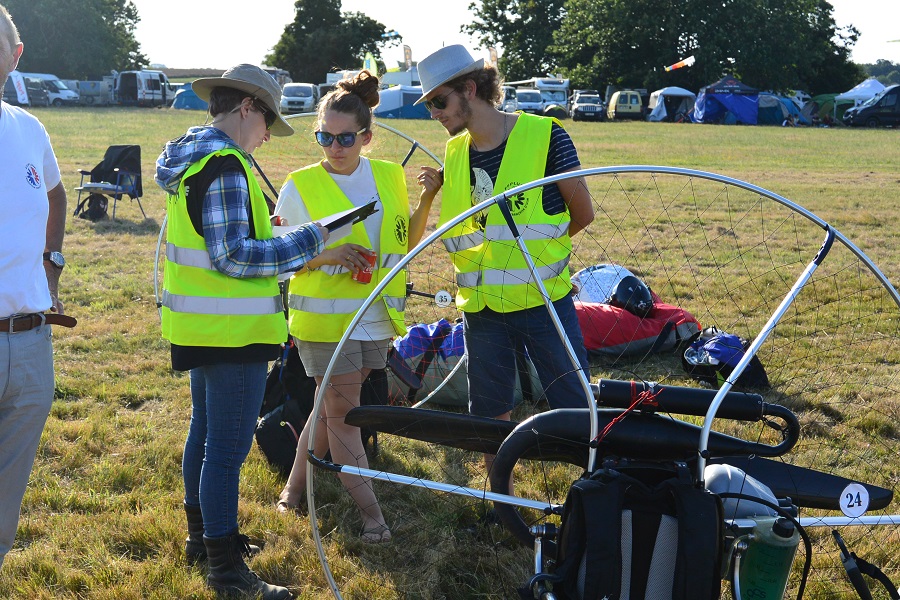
464, 296, 590, 417
183, 362, 267, 538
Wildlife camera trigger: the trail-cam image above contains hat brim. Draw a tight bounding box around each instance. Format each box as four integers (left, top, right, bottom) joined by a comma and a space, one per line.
414, 58, 485, 105
192, 76, 294, 137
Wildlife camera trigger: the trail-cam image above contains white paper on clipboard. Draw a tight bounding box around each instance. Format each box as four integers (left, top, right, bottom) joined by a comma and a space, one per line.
318, 200, 378, 242
272, 201, 378, 244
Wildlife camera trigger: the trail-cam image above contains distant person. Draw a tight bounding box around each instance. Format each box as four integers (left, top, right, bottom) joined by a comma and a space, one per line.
272, 70, 433, 543
414, 45, 594, 485
782, 114, 796, 127
0, 3, 75, 570
156, 64, 329, 599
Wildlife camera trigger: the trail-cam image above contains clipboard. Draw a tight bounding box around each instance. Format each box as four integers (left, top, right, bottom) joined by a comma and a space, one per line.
321, 200, 379, 233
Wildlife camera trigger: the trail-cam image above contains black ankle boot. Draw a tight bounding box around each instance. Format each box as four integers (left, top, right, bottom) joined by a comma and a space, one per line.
184, 503, 261, 565
184, 503, 207, 565
204, 532, 292, 599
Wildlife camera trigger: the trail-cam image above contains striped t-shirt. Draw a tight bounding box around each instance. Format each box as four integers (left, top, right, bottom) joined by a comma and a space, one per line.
468, 122, 580, 215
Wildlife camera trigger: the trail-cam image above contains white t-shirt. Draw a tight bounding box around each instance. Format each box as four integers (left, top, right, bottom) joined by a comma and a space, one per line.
275, 157, 394, 341
0, 102, 62, 316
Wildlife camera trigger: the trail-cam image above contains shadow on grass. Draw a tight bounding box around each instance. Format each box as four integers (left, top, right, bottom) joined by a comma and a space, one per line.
84, 216, 161, 236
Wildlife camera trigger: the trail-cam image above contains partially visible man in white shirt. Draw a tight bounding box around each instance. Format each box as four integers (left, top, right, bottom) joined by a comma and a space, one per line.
0, 2, 73, 570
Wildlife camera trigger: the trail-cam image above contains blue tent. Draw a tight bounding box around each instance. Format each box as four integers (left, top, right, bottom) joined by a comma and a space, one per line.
757, 93, 809, 126
693, 75, 758, 125
374, 85, 430, 119
172, 88, 208, 111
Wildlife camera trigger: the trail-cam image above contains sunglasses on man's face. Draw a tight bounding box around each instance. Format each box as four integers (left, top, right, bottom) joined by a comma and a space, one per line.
315, 128, 367, 148
252, 99, 276, 130
424, 89, 458, 112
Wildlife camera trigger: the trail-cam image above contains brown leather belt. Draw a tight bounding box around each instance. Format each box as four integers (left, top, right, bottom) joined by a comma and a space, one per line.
0, 313, 78, 333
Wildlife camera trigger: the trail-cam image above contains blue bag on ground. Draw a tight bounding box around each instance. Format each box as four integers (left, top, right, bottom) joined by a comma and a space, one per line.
682, 327, 770, 389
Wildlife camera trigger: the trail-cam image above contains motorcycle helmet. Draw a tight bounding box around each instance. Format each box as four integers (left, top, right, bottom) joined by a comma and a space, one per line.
606, 275, 654, 318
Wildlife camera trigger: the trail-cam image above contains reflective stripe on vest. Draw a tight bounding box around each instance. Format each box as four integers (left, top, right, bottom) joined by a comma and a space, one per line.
442, 222, 570, 253
166, 242, 213, 270
288, 294, 407, 314
438, 113, 573, 313
162, 290, 284, 315
285, 159, 409, 342
160, 148, 286, 347
456, 255, 570, 289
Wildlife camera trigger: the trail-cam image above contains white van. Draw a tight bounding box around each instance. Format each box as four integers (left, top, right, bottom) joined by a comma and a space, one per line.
500, 86, 518, 112
515, 88, 543, 114
115, 70, 176, 106
280, 82, 318, 114
18, 72, 79, 106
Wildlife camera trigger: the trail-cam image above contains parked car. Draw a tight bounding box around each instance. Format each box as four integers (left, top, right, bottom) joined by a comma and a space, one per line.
281, 82, 318, 114
115, 70, 176, 106
569, 89, 599, 110
607, 90, 644, 120
842, 85, 900, 128
500, 85, 518, 112
19, 73, 79, 106
570, 93, 605, 121
515, 88, 543, 114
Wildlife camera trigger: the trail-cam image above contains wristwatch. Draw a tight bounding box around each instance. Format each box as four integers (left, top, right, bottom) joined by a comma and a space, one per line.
43, 251, 65, 269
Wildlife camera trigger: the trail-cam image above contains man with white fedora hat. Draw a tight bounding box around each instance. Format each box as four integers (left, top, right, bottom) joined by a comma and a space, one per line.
415, 45, 595, 486
155, 63, 328, 599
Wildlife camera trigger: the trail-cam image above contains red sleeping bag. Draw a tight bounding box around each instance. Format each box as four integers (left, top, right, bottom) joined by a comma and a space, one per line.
575, 297, 701, 357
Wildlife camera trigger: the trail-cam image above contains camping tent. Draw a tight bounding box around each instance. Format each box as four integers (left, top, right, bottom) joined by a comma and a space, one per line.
757, 93, 808, 126
374, 85, 430, 119
647, 86, 696, 122
834, 78, 886, 120
172, 88, 208, 111
693, 74, 759, 125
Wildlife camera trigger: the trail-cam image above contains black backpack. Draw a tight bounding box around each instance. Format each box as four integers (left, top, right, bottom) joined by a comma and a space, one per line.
255, 340, 387, 475
73, 193, 109, 222
552, 461, 723, 600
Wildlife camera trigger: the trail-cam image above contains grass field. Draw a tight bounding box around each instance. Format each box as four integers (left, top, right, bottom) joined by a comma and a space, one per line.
0, 106, 898, 599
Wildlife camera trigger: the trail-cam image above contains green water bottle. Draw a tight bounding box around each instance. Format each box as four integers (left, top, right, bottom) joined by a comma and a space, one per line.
737, 516, 800, 599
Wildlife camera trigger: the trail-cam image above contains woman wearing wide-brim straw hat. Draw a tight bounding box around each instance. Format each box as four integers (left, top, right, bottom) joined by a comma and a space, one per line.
155, 63, 329, 599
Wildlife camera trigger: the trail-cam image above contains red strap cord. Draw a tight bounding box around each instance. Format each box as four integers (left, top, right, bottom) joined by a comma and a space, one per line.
593, 381, 661, 444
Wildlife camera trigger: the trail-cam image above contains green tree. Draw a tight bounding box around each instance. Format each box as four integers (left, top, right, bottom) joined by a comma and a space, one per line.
5, 0, 146, 78
550, 0, 861, 95
863, 60, 900, 86
266, 0, 397, 84
464, 0, 567, 81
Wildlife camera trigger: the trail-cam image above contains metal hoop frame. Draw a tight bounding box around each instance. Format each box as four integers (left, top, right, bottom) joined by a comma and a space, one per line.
304, 165, 900, 598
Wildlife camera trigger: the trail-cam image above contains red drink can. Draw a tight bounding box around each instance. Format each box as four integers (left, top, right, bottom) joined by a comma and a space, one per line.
352, 252, 376, 284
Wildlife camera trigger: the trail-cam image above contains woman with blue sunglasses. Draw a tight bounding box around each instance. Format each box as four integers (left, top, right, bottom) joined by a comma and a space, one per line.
272, 70, 431, 543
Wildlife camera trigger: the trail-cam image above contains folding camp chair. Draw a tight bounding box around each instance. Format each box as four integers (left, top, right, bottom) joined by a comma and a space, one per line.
74, 144, 145, 220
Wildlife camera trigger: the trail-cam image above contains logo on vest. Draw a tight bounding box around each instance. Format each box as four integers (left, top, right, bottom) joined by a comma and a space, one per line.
504, 181, 529, 216
25, 164, 41, 189
394, 215, 407, 246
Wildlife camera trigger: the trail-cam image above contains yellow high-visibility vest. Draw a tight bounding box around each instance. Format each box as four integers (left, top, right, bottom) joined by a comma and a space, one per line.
286, 159, 408, 342
438, 112, 572, 313
161, 149, 286, 347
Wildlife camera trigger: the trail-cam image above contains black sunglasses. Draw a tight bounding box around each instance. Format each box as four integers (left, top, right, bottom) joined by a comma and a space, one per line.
252, 99, 276, 130
424, 89, 458, 111
315, 128, 368, 148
